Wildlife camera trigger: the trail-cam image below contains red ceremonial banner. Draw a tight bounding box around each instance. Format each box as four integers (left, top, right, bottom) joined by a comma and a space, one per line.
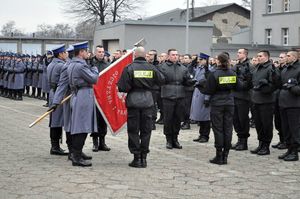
93, 51, 133, 135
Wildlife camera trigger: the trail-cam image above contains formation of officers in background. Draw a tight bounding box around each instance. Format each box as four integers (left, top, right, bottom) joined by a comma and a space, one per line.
0, 44, 300, 168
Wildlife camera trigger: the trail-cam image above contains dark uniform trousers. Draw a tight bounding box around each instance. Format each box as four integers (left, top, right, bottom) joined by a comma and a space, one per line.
199, 121, 211, 139
280, 108, 300, 148
163, 98, 185, 137
274, 100, 284, 142
91, 108, 107, 137
127, 107, 152, 155
210, 105, 234, 150
151, 90, 159, 123
253, 103, 274, 144
157, 91, 163, 119
183, 90, 193, 123
72, 133, 88, 154
233, 98, 250, 138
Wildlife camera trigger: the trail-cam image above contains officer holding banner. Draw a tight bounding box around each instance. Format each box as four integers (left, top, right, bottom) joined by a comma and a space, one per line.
118, 47, 165, 168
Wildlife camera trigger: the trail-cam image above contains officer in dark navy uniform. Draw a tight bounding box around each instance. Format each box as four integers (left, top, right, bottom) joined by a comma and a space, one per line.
90, 45, 111, 152
158, 49, 194, 150
118, 47, 165, 168
278, 50, 300, 161
250, 50, 280, 156
199, 53, 250, 165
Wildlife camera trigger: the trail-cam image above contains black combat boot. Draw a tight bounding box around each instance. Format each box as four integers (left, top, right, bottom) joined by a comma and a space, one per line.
277, 142, 287, 150
92, 136, 99, 152
141, 153, 147, 168
250, 141, 263, 154
210, 148, 224, 165
181, 122, 191, 130
231, 138, 241, 149
98, 136, 111, 151
235, 138, 248, 151
172, 135, 182, 149
166, 136, 173, 149
15, 90, 23, 101
278, 147, 292, 159
257, 143, 270, 155
128, 154, 142, 168
50, 139, 68, 156
223, 149, 230, 164
72, 151, 92, 167
81, 152, 92, 160
283, 147, 299, 161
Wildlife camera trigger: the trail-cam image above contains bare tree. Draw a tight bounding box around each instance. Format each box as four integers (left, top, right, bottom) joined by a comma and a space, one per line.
62, 0, 145, 25
241, 0, 251, 8
1, 21, 24, 36
75, 21, 96, 38
35, 23, 75, 38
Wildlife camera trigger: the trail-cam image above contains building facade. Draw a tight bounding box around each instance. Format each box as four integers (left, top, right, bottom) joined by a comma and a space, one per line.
252, 0, 300, 46
93, 20, 213, 55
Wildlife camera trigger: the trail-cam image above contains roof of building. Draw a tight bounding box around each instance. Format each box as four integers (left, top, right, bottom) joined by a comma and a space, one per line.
95, 20, 214, 31
144, 3, 250, 23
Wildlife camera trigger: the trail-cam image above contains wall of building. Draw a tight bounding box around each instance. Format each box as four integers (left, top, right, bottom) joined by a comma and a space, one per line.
123, 24, 212, 54
94, 23, 213, 55
252, 0, 300, 46
232, 29, 250, 44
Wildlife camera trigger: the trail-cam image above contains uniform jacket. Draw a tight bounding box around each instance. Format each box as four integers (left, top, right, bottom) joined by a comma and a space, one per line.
251, 60, 278, 104
118, 57, 165, 108
67, 57, 99, 134
13, 60, 25, 90
158, 60, 193, 99
47, 58, 65, 128
279, 60, 300, 108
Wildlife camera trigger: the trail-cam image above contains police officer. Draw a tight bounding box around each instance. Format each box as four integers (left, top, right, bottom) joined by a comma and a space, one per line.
272, 52, 288, 150
118, 47, 165, 168
7, 54, 15, 99
67, 41, 99, 167
49, 46, 92, 162
13, 54, 25, 100
278, 51, 300, 161
200, 53, 248, 165
251, 50, 279, 155
191, 53, 211, 143
90, 45, 111, 152
159, 49, 194, 149
47, 44, 68, 156
231, 48, 253, 151
181, 54, 196, 130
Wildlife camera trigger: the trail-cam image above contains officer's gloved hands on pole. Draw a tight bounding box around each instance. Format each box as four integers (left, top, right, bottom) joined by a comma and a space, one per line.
48, 104, 58, 112
194, 79, 207, 90
283, 78, 298, 90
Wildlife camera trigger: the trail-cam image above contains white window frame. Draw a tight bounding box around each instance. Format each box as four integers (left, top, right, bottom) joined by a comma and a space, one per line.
282, 28, 289, 46
283, 0, 290, 12
266, 29, 272, 45
267, 0, 273, 13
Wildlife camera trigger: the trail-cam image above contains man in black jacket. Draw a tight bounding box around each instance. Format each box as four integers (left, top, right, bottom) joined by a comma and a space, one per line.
90, 45, 111, 152
231, 48, 253, 151
159, 49, 194, 149
278, 51, 300, 161
250, 50, 279, 155
118, 47, 165, 168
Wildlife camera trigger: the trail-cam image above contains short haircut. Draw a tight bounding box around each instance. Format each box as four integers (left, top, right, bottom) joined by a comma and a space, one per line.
168, 48, 177, 55
222, 51, 230, 58
53, 53, 59, 58
259, 50, 270, 57
96, 45, 104, 49
184, 54, 192, 59
74, 49, 81, 56
240, 48, 248, 56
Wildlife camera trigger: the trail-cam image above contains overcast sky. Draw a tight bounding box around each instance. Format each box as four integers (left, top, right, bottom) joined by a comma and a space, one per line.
0, 0, 242, 32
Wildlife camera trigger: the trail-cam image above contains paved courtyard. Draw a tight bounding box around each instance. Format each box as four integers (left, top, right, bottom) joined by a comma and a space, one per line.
0, 96, 299, 199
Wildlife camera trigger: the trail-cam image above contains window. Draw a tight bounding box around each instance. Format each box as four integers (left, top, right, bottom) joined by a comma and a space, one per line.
283, 0, 290, 12
266, 29, 272, 45
267, 0, 273, 13
282, 28, 289, 46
